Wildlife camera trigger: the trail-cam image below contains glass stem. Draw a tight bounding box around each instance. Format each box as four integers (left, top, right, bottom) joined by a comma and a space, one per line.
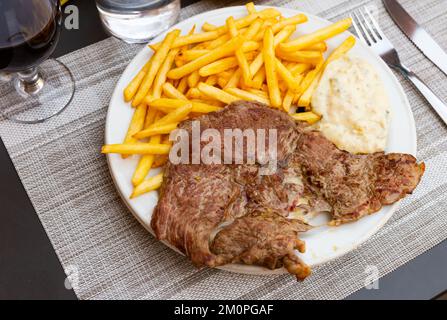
14, 67, 45, 97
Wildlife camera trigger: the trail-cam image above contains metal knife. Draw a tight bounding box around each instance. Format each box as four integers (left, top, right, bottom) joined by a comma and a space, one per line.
383, 0, 447, 76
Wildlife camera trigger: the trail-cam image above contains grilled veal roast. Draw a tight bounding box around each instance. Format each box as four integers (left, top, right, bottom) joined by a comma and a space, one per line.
151, 101, 424, 280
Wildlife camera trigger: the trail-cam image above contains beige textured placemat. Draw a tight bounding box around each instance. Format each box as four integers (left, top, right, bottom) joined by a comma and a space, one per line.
1, 0, 446, 300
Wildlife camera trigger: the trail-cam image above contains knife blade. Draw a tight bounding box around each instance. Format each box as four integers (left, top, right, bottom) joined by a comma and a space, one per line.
383, 0, 447, 76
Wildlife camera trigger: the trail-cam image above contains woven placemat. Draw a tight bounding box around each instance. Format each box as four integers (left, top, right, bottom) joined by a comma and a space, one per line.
1, 0, 446, 300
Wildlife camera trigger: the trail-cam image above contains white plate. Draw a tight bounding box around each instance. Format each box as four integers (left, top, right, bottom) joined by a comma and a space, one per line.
105, 6, 417, 275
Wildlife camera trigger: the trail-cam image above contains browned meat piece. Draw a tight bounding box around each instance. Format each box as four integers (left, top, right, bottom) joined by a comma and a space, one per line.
293, 130, 425, 225
151, 101, 425, 280
211, 210, 311, 280
152, 101, 309, 278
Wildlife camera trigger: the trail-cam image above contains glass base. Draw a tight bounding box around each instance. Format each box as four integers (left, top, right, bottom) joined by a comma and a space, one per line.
0, 59, 75, 124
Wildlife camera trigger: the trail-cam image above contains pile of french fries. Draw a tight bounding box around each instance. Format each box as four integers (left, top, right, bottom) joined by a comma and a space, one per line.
102, 3, 355, 198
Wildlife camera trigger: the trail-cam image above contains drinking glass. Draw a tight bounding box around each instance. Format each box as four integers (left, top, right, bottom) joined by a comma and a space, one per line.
96, 0, 181, 44
0, 0, 75, 124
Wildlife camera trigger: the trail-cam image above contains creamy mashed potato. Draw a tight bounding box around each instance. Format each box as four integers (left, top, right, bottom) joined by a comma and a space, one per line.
311, 55, 391, 154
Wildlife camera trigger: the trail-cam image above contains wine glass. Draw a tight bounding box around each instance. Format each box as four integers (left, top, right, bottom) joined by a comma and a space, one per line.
0, 0, 75, 124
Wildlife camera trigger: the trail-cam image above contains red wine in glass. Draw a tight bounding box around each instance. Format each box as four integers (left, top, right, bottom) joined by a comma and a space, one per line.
0, 0, 75, 124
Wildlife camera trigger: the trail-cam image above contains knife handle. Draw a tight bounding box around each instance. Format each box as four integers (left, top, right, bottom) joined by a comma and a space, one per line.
396, 64, 447, 125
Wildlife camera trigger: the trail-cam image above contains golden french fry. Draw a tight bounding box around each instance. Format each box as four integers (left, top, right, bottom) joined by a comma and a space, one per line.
190, 101, 223, 113
289, 63, 312, 76
247, 88, 269, 99
292, 112, 321, 124
144, 105, 158, 128
122, 104, 147, 157
133, 29, 180, 106
174, 55, 185, 67
178, 49, 208, 61
226, 16, 253, 86
135, 102, 193, 139
152, 48, 179, 99
278, 80, 288, 93
202, 22, 217, 32
323, 36, 356, 65
226, 16, 238, 37
148, 98, 222, 114
282, 90, 294, 113
191, 99, 225, 108
219, 69, 235, 80
293, 92, 301, 104
102, 143, 171, 155
225, 87, 270, 105
124, 57, 152, 102
202, 8, 281, 34
224, 68, 242, 89
299, 65, 322, 95
174, 25, 197, 68
253, 19, 273, 42
279, 18, 352, 52
276, 50, 323, 64
132, 112, 163, 185
244, 18, 263, 40
246, 2, 256, 14
273, 25, 297, 45
275, 58, 300, 92
198, 82, 240, 104
162, 82, 188, 100
176, 77, 188, 94
237, 49, 253, 86
271, 14, 308, 34
211, 9, 281, 36
134, 123, 179, 139
298, 36, 356, 107
263, 28, 281, 108
306, 42, 328, 52
147, 98, 184, 113
205, 33, 231, 50
179, 41, 260, 62
199, 56, 239, 77
167, 35, 244, 79
186, 88, 206, 100
249, 25, 296, 77
251, 67, 266, 89
132, 134, 161, 186
217, 76, 229, 88
205, 75, 218, 86
131, 173, 164, 198
150, 30, 220, 51
187, 70, 201, 88
148, 102, 192, 127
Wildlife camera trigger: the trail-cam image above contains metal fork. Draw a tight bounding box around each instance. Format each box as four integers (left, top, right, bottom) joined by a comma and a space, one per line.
351, 7, 447, 125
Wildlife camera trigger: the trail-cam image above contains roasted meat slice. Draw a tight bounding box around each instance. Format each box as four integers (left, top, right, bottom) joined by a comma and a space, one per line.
211, 210, 311, 280
151, 101, 425, 280
293, 130, 425, 224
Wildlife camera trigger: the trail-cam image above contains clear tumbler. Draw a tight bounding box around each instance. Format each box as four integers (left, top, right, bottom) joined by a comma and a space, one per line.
96, 0, 181, 44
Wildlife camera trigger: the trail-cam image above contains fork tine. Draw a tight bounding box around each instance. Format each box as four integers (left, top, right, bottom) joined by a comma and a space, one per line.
363, 7, 384, 40
352, 11, 374, 46
350, 13, 366, 44
358, 9, 378, 43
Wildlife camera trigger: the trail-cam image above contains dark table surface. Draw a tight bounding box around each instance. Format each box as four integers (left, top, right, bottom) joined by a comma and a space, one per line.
0, 0, 446, 300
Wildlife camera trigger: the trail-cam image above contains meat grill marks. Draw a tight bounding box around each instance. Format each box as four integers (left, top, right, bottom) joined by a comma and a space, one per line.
151, 101, 425, 280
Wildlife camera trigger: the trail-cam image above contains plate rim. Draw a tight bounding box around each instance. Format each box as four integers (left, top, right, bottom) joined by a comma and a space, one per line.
105, 5, 417, 276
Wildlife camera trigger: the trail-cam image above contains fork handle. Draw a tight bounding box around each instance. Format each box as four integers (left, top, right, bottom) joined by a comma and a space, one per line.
392, 63, 447, 125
